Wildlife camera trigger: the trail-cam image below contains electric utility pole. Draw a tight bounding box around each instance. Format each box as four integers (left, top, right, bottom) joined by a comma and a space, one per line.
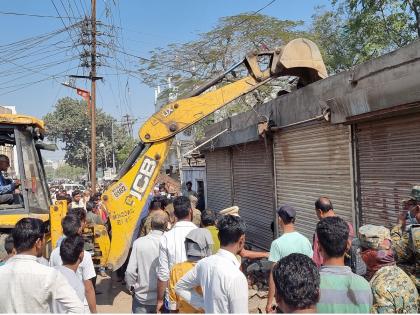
65, 0, 103, 191
90, 0, 97, 193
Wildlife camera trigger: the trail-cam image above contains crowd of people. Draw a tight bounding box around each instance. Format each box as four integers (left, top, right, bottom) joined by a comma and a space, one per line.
0, 185, 113, 313
124, 187, 419, 314
0, 180, 419, 313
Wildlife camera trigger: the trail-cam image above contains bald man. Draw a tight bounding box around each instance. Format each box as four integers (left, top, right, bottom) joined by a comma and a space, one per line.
126, 211, 168, 313
313, 197, 354, 268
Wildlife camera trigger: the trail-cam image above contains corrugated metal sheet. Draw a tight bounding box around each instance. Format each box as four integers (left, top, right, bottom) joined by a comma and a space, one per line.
205, 148, 233, 212
232, 141, 274, 250
356, 113, 420, 228
274, 122, 353, 241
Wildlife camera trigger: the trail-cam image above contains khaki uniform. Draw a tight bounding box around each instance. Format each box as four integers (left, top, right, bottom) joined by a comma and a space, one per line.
390, 223, 420, 291
139, 208, 173, 237
370, 265, 418, 313
139, 215, 153, 237
192, 208, 201, 227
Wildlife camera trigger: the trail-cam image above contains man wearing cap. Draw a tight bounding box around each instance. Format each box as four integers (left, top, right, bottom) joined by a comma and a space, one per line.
391, 185, 420, 291
359, 224, 418, 313
266, 205, 313, 313
201, 209, 220, 254
168, 228, 213, 313
0, 154, 20, 205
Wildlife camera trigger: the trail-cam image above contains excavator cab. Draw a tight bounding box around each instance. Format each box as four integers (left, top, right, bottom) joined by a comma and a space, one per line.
0, 114, 53, 259
0, 114, 110, 266
0, 116, 50, 215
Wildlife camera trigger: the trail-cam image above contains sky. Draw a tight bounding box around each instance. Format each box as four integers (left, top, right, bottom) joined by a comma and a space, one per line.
0, 0, 331, 160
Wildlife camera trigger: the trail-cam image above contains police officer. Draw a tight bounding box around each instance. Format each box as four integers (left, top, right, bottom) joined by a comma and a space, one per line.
359, 224, 418, 313
391, 185, 420, 292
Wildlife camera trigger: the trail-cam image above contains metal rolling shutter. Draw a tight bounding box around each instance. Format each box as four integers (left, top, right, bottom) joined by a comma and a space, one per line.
232, 141, 275, 250
205, 148, 233, 212
274, 122, 353, 241
356, 114, 420, 228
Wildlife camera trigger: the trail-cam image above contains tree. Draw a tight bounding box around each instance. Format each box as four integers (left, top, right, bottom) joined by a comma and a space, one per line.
43, 97, 136, 169
45, 164, 85, 181
311, 1, 420, 73
138, 13, 310, 136
139, 14, 306, 91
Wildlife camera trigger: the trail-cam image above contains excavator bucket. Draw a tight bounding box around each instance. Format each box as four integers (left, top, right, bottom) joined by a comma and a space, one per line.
271, 38, 328, 84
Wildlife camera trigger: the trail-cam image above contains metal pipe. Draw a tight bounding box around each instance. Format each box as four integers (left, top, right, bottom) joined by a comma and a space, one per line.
272, 140, 279, 239
270, 113, 328, 131
115, 142, 145, 180
183, 128, 229, 158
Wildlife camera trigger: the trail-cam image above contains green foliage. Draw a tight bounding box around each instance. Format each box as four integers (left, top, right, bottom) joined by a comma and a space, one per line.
43, 97, 136, 168
139, 13, 306, 91
115, 137, 137, 166
139, 13, 310, 138
45, 164, 85, 181
311, 1, 420, 73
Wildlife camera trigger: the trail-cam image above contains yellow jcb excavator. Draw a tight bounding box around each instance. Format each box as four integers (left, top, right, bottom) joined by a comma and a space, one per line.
102, 38, 328, 270
0, 38, 327, 270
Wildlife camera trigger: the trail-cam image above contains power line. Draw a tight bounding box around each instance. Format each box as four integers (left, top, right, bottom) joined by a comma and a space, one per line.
50, 0, 83, 56
0, 10, 79, 19
99, 0, 278, 85
0, 57, 80, 86
198, 0, 278, 49
0, 66, 79, 96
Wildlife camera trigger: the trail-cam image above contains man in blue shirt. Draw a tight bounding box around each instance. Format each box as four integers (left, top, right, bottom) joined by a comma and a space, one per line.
0, 154, 20, 205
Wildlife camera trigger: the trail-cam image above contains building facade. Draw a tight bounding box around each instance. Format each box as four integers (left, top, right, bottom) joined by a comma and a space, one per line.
200, 40, 420, 249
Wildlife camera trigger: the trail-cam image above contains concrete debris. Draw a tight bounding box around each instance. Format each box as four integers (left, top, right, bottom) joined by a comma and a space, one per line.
257, 290, 268, 299
249, 289, 258, 298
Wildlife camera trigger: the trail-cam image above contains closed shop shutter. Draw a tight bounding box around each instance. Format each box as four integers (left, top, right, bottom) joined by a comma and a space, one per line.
356, 113, 420, 228
205, 148, 233, 212
232, 141, 274, 250
274, 122, 353, 241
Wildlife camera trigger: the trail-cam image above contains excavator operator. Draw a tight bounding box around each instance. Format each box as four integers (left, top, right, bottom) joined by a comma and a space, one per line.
0, 155, 21, 205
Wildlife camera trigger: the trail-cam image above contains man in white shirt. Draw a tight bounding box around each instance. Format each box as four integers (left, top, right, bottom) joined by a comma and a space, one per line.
50, 212, 97, 313
156, 196, 197, 313
0, 218, 84, 313
175, 215, 249, 313
125, 211, 168, 313
53, 234, 86, 313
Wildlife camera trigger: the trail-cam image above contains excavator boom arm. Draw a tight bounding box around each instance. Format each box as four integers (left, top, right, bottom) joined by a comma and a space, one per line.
103, 38, 327, 270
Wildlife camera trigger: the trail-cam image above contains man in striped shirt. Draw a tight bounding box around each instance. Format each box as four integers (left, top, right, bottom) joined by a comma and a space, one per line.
316, 216, 372, 313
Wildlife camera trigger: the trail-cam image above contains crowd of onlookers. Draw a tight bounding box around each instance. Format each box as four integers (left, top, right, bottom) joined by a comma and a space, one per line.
0, 182, 418, 314
0, 187, 112, 313
123, 192, 418, 314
